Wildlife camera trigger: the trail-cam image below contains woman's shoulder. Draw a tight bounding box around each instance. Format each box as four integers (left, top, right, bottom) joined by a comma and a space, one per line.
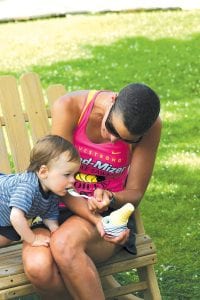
52, 90, 91, 116
53, 89, 115, 109
55, 90, 89, 105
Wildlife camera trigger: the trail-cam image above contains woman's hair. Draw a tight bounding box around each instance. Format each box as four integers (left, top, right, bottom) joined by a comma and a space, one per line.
114, 83, 160, 135
27, 134, 80, 172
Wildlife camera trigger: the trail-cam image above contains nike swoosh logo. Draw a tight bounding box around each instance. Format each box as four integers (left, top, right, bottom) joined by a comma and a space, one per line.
112, 151, 121, 155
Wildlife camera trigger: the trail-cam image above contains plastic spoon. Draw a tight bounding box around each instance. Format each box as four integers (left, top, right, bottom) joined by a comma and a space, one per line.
67, 188, 91, 199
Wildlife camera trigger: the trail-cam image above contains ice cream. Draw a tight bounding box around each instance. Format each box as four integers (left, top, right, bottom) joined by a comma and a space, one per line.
109, 203, 135, 225
102, 203, 135, 236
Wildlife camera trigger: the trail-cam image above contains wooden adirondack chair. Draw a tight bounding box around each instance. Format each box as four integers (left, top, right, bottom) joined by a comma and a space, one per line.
0, 72, 161, 300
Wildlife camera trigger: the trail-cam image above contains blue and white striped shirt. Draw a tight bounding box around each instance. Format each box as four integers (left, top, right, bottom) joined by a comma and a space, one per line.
0, 172, 59, 226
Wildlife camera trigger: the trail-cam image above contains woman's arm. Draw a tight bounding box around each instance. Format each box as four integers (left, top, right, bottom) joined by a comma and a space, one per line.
51, 90, 89, 141
62, 195, 105, 237
52, 92, 105, 235
83, 117, 162, 211
111, 117, 162, 208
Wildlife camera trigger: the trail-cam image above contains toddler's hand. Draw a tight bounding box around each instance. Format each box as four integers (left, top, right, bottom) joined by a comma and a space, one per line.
31, 234, 50, 247
88, 188, 111, 213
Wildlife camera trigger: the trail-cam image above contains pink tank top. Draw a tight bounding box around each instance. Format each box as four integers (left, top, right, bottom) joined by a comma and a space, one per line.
73, 91, 131, 197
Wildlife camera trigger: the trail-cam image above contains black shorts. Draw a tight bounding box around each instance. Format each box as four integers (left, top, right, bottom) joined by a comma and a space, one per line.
0, 226, 21, 241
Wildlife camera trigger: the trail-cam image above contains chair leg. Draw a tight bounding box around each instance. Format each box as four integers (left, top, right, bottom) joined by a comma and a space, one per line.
102, 275, 142, 300
137, 265, 161, 300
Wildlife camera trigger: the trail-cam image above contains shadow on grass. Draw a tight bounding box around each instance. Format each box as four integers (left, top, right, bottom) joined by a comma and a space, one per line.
30, 33, 200, 97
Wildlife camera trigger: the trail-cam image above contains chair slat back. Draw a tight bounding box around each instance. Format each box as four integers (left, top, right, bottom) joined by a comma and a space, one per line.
20, 73, 50, 145
0, 126, 11, 173
0, 76, 31, 172
46, 84, 66, 109
0, 73, 66, 173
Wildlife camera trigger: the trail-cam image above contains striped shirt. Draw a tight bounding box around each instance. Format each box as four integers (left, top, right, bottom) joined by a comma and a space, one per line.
0, 172, 59, 226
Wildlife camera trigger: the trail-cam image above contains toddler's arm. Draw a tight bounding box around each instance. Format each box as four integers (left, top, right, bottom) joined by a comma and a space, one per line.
10, 207, 50, 247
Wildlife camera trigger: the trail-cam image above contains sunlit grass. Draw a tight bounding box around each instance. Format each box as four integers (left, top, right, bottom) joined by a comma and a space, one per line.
161, 111, 180, 122
164, 152, 200, 168
0, 10, 200, 71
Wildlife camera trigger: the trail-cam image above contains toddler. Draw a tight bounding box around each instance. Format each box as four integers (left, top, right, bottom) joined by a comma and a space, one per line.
0, 135, 80, 247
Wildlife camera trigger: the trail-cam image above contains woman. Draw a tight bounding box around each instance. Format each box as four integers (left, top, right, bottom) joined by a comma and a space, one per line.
22, 83, 161, 300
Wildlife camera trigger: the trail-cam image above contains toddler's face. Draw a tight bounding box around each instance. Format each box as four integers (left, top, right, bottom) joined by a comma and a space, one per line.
43, 151, 80, 196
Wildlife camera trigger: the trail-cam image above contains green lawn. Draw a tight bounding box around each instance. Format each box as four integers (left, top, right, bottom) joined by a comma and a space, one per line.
0, 9, 199, 300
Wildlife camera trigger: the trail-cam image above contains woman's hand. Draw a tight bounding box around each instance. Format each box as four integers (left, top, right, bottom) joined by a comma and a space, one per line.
93, 215, 130, 246
103, 228, 130, 246
87, 188, 112, 213
95, 218, 105, 238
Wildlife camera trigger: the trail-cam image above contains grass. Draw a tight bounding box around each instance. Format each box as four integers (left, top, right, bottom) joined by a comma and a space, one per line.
0, 9, 200, 299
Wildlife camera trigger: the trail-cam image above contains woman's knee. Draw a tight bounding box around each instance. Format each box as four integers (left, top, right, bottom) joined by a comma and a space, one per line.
50, 229, 79, 264
50, 220, 93, 265
22, 247, 55, 285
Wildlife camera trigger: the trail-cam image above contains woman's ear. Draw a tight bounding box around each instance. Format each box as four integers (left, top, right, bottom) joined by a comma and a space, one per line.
37, 165, 48, 179
111, 93, 118, 102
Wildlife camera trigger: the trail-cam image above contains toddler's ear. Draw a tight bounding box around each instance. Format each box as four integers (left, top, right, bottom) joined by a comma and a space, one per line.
37, 165, 48, 179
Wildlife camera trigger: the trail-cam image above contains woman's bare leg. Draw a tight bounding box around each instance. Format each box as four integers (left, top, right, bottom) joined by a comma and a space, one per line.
50, 216, 119, 300
22, 228, 72, 300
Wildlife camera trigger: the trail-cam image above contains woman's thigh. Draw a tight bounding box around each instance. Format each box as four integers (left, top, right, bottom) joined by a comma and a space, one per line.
51, 215, 121, 264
